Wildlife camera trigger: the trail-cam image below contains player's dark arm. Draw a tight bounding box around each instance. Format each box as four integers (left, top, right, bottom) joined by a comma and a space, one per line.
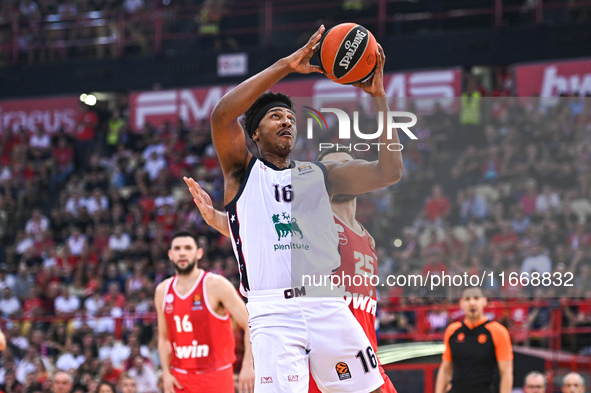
154, 280, 183, 393
210, 27, 325, 198
323, 46, 403, 196
498, 359, 513, 393
435, 360, 453, 393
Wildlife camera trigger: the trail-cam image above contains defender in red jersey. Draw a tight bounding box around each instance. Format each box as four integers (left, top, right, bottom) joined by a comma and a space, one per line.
154, 231, 254, 393
308, 148, 397, 393
184, 147, 397, 393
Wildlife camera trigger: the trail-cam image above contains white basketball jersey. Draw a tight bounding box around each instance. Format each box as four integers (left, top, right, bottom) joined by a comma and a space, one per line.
225, 157, 340, 296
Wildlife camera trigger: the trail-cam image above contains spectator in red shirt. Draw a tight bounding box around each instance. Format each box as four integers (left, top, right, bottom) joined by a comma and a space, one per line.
422, 253, 447, 278
75, 104, 99, 169
423, 184, 451, 225
22, 286, 44, 318
490, 221, 520, 257
519, 179, 538, 216
103, 282, 126, 309
100, 358, 122, 385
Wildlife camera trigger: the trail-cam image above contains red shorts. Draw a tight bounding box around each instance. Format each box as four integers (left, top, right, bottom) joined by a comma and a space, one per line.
309, 364, 396, 393
171, 366, 234, 393
379, 364, 397, 393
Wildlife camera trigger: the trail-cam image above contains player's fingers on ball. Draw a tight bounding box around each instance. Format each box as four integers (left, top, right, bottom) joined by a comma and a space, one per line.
311, 65, 324, 74
309, 25, 324, 44
315, 24, 325, 37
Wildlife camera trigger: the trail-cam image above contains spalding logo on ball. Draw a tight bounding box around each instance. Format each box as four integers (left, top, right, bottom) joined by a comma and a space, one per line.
318, 23, 378, 85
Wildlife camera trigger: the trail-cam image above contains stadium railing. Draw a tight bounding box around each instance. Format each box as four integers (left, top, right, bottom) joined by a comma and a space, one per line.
1, 0, 590, 65
379, 299, 591, 352
1, 299, 590, 350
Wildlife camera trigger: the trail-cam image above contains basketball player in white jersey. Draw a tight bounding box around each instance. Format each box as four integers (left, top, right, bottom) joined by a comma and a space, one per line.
185, 147, 398, 393
184, 26, 403, 393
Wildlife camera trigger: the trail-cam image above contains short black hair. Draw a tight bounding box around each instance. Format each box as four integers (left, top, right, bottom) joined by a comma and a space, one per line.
170, 231, 199, 248
243, 91, 294, 139
461, 286, 484, 297
317, 145, 356, 161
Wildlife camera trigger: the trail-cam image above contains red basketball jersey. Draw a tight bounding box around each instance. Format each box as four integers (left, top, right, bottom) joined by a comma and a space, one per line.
334, 214, 379, 351
310, 215, 397, 393
163, 270, 236, 373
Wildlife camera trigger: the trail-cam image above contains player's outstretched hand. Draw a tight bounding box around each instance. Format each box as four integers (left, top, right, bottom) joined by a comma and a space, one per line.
237, 361, 255, 393
183, 177, 216, 224
353, 44, 386, 98
162, 372, 182, 393
285, 25, 325, 75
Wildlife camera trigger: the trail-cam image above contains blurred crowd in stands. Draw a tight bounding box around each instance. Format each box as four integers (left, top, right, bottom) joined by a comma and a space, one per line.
0, 72, 591, 392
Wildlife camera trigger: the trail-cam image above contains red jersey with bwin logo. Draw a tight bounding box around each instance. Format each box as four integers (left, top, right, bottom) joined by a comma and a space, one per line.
163, 270, 236, 373
310, 215, 398, 393
334, 214, 379, 351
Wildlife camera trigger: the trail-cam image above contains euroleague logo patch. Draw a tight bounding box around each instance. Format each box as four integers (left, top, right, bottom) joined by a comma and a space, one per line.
165, 304, 174, 314
336, 224, 348, 245
335, 362, 351, 380
456, 332, 465, 342
478, 334, 488, 344
338, 233, 348, 245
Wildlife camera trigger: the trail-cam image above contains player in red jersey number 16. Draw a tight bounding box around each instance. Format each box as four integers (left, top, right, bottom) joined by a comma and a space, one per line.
155, 231, 254, 393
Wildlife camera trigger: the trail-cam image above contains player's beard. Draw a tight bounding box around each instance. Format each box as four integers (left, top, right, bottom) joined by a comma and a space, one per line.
173, 258, 197, 275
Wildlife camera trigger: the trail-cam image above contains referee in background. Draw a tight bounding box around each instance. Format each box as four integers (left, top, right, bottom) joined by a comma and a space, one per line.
435, 287, 513, 393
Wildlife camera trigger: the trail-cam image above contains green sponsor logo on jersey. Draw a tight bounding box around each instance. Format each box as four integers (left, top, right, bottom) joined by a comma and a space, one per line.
272, 212, 304, 241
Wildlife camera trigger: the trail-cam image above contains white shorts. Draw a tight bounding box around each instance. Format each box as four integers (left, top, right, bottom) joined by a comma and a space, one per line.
247, 288, 384, 393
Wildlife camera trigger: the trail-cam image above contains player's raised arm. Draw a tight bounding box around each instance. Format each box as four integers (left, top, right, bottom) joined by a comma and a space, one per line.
155, 280, 183, 393
210, 26, 325, 201
323, 44, 404, 196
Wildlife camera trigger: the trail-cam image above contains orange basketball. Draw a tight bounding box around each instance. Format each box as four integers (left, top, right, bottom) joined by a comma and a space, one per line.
318, 23, 378, 85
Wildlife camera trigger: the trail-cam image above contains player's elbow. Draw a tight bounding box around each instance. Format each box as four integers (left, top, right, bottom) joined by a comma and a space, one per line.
382, 166, 403, 186
377, 159, 403, 186
211, 100, 230, 125
390, 167, 403, 184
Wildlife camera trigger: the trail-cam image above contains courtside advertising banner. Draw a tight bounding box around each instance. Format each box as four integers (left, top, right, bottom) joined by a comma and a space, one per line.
514, 58, 591, 97
0, 95, 79, 135
129, 68, 462, 131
